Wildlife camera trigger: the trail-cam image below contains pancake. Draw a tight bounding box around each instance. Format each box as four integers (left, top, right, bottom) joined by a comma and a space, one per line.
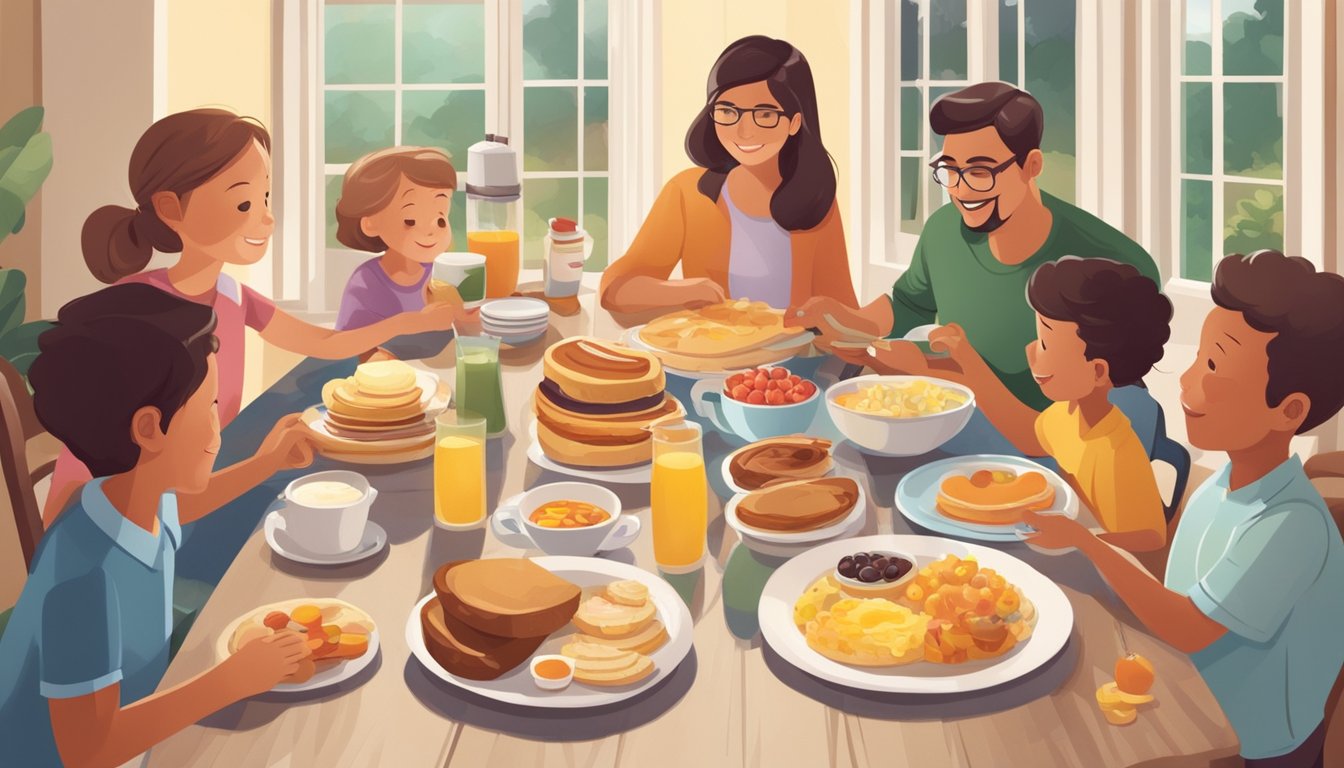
324, 410, 429, 430
729, 436, 833, 491
354, 360, 419, 395
534, 390, 684, 468
735, 477, 859, 532
936, 469, 1055, 526
543, 338, 664, 403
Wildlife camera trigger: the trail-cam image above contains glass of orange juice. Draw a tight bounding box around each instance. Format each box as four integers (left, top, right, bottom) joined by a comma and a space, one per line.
650, 420, 708, 573
466, 230, 520, 299
434, 410, 487, 529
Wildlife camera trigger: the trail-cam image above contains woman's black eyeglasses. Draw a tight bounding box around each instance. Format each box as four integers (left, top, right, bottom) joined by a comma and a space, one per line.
929, 156, 1020, 193
710, 103, 790, 129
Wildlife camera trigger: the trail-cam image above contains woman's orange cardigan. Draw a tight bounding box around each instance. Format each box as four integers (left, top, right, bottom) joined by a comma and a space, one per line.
599, 168, 859, 310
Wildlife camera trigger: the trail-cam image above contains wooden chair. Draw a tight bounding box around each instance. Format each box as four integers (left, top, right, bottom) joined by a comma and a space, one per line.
0, 356, 55, 570
1311, 460, 1344, 766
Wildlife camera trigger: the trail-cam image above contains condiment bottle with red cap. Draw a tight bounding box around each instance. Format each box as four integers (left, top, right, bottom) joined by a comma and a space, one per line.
543, 216, 590, 298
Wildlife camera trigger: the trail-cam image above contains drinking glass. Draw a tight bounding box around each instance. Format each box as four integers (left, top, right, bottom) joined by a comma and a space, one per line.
650, 420, 708, 573
434, 410, 487, 529
455, 335, 506, 436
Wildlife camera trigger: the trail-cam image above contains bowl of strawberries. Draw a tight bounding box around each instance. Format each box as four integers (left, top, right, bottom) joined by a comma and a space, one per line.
689, 366, 821, 441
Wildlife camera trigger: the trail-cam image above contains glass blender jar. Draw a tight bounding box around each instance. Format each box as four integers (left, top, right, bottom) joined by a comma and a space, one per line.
466, 134, 521, 298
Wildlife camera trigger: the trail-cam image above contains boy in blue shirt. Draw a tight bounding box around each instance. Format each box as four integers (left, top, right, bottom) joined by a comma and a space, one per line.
1024, 250, 1344, 767
0, 284, 318, 767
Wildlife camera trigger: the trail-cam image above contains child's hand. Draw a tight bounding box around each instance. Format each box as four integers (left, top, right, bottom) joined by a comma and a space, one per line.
260, 414, 317, 471
225, 630, 312, 699
411, 301, 458, 333
927, 323, 984, 368
1020, 509, 1092, 550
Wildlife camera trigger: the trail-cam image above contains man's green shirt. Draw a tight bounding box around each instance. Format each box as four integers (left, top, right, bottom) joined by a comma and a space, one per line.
889, 192, 1161, 410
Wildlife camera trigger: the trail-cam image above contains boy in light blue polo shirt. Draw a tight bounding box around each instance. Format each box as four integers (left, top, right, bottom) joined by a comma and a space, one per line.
1022, 251, 1344, 767
0, 284, 316, 767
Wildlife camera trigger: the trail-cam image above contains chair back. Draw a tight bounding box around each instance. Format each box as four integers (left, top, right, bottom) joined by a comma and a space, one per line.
0, 357, 45, 569
1110, 385, 1192, 521
1322, 489, 1344, 764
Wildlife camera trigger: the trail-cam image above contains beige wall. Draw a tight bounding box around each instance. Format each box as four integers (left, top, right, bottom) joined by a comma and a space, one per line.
659, 0, 852, 248
0, 0, 43, 322
163, 0, 298, 405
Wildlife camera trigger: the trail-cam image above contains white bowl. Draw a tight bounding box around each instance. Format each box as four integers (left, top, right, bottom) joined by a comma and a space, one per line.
824, 375, 975, 457
831, 548, 918, 600
530, 654, 575, 691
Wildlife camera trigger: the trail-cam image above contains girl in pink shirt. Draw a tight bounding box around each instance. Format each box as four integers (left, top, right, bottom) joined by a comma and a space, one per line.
44, 109, 461, 523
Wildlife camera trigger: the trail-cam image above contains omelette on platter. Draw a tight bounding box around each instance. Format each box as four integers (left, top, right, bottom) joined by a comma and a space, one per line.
637, 300, 811, 371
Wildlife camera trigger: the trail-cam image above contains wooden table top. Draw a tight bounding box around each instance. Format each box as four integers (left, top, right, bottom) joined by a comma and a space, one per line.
147, 289, 1239, 768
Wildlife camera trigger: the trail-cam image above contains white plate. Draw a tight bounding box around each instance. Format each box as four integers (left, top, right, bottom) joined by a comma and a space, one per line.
894, 455, 1078, 542
720, 440, 837, 495
724, 481, 866, 545
621, 324, 815, 380
481, 297, 550, 322
264, 510, 387, 566
759, 534, 1073, 694
215, 599, 381, 694
732, 506, 867, 558
406, 556, 695, 708
525, 422, 653, 484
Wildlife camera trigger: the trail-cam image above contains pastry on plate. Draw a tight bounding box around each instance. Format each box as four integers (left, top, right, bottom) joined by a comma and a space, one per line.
560, 641, 656, 686
637, 299, 811, 371
533, 338, 684, 468
735, 477, 860, 533
433, 559, 582, 639
935, 469, 1055, 526
728, 436, 833, 491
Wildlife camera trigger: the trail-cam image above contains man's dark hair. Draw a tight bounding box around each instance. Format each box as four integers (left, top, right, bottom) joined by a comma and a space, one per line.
29, 284, 219, 476
1212, 250, 1344, 433
929, 81, 1044, 163
1027, 256, 1172, 388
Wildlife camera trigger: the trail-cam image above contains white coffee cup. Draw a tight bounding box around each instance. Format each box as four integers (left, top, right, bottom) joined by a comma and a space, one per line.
491, 482, 640, 556
432, 252, 488, 308
276, 470, 378, 556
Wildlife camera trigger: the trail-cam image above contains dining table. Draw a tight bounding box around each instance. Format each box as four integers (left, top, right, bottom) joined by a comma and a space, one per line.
146, 282, 1241, 768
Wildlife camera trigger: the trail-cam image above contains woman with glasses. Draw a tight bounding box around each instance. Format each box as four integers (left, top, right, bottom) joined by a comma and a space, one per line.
599, 36, 857, 315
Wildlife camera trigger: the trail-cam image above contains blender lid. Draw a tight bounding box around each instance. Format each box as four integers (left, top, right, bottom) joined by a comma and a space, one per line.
467, 133, 521, 198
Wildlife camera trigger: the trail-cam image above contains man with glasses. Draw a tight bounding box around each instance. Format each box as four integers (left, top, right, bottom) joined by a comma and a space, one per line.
794, 82, 1160, 449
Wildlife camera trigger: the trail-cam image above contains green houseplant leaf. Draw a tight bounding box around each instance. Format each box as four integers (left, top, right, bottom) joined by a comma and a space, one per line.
0, 106, 42, 151
0, 268, 28, 337
0, 132, 52, 203
0, 319, 53, 376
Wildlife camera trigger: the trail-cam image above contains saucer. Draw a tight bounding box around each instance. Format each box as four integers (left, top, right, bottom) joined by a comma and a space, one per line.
264, 511, 388, 566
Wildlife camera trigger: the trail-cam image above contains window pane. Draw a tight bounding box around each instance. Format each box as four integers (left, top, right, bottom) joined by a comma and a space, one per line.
929, 0, 968, 80
899, 156, 923, 235
900, 87, 922, 152
1181, 179, 1213, 281
1184, 0, 1212, 75
998, 0, 1019, 85
523, 0, 578, 80
1182, 82, 1212, 174
326, 174, 345, 249
1223, 182, 1284, 257
523, 177, 578, 269
583, 177, 608, 272
900, 0, 922, 81
1025, 0, 1076, 203
584, 87, 608, 172
324, 91, 394, 164
1222, 0, 1282, 76
403, 1, 486, 84
523, 87, 578, 171
584, 0, 608, 79
1224, 83, 1282, 178
402, 90, 485, 250
325, 3, 394, 84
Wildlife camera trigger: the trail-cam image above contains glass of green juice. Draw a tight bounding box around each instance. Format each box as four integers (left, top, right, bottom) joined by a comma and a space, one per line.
455, 335, 507, 436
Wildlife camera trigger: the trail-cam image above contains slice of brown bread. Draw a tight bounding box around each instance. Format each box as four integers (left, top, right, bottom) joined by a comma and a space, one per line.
434, 559, 582, 638
420, 600, 546, 681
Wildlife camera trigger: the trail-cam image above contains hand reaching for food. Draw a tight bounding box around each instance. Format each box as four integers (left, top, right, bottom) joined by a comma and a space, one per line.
225, 629, 312, 698
259, 414, 318, 471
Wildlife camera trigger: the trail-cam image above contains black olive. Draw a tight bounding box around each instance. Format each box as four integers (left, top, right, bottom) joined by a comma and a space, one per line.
883, 564, 900, 581
838, 556, 854, 571
853, 554, 870, 567
838, 563, 858, 578
859, 566, 880, 582
872, 557, 889, 572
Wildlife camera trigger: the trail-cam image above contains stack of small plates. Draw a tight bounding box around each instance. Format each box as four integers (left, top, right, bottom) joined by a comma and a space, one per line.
481, 298, 550, 346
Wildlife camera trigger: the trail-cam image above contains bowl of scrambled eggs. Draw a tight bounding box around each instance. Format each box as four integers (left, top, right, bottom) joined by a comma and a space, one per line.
825, 375, 975, 456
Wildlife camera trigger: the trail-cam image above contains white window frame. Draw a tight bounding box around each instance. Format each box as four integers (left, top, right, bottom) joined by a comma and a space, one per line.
274, 0, 660, 318
849, 0, 1074, 297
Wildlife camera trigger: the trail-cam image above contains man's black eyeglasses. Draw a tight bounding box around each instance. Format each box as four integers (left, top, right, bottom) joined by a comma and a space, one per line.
929, 156, 1020, 193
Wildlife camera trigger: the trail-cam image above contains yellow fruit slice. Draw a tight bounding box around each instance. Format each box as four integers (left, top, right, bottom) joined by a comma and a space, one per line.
1097, 681, 1154, 706
1103, 705, 1137, 725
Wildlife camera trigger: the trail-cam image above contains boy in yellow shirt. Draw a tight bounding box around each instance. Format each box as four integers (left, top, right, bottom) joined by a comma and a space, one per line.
877, 256, 1172, 551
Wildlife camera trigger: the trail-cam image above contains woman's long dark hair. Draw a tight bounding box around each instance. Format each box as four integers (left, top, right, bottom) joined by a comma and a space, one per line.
685, 36, 836, 232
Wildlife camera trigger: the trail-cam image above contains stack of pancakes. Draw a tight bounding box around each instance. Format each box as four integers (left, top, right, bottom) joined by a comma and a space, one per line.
320, 360, 433, 441
533, 338, 684, 468
936, 469, 1055, 525
637, 299, 811, 372
421, 559, 582, 681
